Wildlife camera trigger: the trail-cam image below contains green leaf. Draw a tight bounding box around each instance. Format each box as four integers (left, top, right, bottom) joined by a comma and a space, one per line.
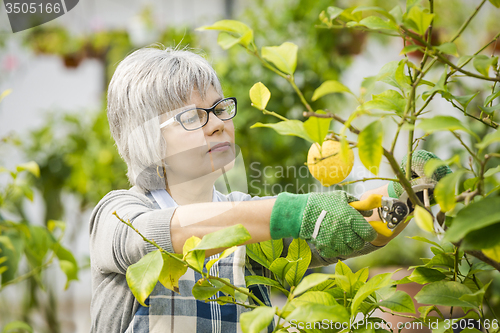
194, 224, 251, 251
191, 278, 225, 300
468, 261, 495, 276
489, 0, 500, 7
422, 66, 449, 101
293, 273, 331, 296
477, 128, 500, 149
196, 20, 253, 47
414, 206, 434, 233
462, 223, 500, 250
473, 55, 498, 77
249, 82, 271, 110
482, 244, 500, 262
183, 236, 205, 272
415, 281, 476, 309
0, 232, 24, 284
425, 253, 455, 269
435, 169, 463, 211
293, 291, 338, 307
408, 267, 446, 284
436, 43, 458, 57
459, 281, 491, 308
158, 253, 187, 293
126, 250, 163, 307
326, 6, 344, 20
2, 321, 33, 333
485, 165, 500, 177
52, 244, 79, 289
245, 243, 270, 268
376, 60, 411, 92
378, 290, 415, 313
245, 275, 287, 294
269, 257, 295, 280
286, 303, 350, 325
261, 42, 298, 75
240, 306, 276, 333
407, 235, 443, 249
417, 116, 472, 136
360, 90, 406, 114
24, 226, 54, 268
400, 44, 423, 55
358, 16, 399, 31
339, 6, 363, 22
216, 31, 252, 50
444, 196, 500, 242
303, 111, 332, 146
453, 93, 479, 110
418, 305, 442, 321
353, 6, 396, 21
406, 6, 434, 35
284, 238, 311, 287
485, 89, 500, 106
183, 236, 201, 255
15, 161, 40, 178
358, 120, 383, 175
311, 80, 352, 101
351, 272, 394, 315
185, 250, 205, 273
206, 246, 237, 272
259, 239, 284, 263
406, 0, 422, 11
478, 103, 500, 115
251, 120, 313, 142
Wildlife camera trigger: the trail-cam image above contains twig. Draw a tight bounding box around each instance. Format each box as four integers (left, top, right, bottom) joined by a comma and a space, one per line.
461, 248, 500, 272
338, 177, 399, 186
208, 275, 266, 307
450, 0, 487, 42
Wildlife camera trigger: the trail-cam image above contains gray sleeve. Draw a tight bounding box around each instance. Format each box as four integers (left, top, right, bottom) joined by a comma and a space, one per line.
89, 190, 176, 275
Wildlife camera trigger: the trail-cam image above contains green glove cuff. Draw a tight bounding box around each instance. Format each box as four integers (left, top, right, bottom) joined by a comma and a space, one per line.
270, 192, 311, 239
387, 181, 400, 199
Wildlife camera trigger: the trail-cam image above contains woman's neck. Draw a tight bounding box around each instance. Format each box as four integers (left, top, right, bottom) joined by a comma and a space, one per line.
165, 172, 217, 205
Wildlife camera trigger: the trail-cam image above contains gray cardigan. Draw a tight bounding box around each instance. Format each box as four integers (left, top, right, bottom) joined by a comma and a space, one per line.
89, 187, 383, 333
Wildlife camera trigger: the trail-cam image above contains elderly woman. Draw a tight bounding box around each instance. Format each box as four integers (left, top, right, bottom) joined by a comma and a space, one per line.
89, 46, 448, 333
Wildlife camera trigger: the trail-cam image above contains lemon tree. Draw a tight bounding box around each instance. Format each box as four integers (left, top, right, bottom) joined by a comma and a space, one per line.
121, 1, 500, 333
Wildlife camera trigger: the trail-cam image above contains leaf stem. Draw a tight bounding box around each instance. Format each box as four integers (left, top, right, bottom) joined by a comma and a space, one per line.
263, 109, 289, 121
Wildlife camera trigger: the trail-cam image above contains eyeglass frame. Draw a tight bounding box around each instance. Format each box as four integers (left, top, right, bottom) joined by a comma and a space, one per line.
159, 97, 237, 131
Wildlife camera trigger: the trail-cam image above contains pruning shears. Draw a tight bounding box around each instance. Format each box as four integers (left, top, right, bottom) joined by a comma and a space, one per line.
349, 184, 435, 237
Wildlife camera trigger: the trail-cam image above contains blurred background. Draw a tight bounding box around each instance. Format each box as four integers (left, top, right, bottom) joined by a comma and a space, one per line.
1, 0, 500, 332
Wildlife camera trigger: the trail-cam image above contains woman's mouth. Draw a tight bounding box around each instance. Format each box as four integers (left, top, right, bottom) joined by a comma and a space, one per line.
208, 142, 231, 153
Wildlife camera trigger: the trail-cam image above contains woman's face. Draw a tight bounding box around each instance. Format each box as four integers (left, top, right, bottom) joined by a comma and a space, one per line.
161, 85, 236, 185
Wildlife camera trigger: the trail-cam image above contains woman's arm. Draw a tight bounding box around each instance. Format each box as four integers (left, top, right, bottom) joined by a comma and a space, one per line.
170, 198, 276, 255
170, 184, 404, 255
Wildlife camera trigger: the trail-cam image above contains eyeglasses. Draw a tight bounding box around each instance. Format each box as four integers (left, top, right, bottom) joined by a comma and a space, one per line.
160, 97, 237, 131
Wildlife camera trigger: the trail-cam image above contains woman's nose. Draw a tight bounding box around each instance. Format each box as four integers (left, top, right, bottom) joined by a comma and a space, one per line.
204, 112, 225, 135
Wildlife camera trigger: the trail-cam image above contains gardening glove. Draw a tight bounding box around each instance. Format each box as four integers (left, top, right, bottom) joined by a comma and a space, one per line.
388, 150, 452, 200
269, 191, 377, 258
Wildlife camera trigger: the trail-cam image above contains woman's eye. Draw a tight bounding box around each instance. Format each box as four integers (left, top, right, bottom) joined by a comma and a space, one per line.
185, 116, 198, 123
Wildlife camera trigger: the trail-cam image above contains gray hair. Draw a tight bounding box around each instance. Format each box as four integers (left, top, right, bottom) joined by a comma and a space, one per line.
107, 45, 224, 191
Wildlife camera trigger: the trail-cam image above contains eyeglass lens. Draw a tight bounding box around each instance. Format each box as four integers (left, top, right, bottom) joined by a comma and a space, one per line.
179, 98, 236, 130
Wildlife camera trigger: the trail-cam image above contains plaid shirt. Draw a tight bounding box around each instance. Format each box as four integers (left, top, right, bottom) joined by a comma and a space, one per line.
125, 189, 275, 333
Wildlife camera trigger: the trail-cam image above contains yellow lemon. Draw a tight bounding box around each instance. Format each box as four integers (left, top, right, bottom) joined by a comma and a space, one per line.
307, 140, 354, 186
